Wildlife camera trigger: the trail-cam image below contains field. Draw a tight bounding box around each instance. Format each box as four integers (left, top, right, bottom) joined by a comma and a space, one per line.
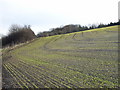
2, 26, 119, 88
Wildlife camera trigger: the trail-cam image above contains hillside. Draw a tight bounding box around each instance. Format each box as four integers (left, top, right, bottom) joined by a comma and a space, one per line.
2, 25, 119, 88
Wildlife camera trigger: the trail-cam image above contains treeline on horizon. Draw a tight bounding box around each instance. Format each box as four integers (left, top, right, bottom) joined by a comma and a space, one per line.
37, 20, 120, 37
1, 20, 120, 48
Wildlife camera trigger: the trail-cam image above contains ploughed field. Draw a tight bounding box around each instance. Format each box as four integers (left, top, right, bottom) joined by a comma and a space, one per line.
2, 26, 119, 88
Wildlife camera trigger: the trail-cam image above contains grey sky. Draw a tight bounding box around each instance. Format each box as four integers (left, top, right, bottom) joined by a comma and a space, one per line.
118, 1, 120, 19
0, 0, 119, 35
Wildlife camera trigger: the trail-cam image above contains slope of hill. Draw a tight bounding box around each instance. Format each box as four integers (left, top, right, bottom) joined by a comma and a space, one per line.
2, 25, 119, 88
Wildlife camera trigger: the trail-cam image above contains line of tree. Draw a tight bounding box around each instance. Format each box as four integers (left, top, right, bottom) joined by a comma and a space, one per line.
2, 24, 36, 47
37, 20, 120, 37
1, 20, 120, 48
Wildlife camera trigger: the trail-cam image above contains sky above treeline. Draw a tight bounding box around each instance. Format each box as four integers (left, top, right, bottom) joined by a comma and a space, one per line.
0, 0, 119, 36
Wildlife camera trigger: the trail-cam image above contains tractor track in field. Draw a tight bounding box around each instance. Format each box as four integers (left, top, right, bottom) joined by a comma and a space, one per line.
43, 40, 118, 53
72, 32, 118, 42
42, 32, 118, 53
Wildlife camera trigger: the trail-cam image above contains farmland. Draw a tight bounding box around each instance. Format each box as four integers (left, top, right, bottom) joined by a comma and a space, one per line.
2, 25, 119, 88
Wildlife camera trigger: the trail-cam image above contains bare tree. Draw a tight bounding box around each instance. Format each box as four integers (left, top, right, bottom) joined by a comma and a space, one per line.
2, 24, 36, 47
9, 24, 22, 34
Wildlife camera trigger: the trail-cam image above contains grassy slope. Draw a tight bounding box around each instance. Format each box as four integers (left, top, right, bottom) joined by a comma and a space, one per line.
2, 25, 119, 88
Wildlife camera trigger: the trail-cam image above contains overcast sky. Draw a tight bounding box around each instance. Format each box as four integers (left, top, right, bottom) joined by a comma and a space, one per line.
0, 0, 119, 35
